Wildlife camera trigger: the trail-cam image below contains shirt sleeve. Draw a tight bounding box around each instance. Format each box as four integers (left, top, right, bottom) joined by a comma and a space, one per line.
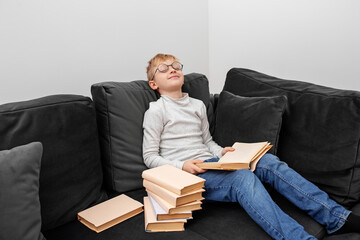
142, 104, 185, 169
199, 103, 223, 158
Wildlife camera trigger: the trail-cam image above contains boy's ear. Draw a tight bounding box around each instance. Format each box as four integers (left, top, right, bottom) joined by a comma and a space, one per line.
149, 80, 158, 90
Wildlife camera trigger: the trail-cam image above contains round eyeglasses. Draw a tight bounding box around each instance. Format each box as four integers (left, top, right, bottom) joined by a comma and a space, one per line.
151, 61, 183, 80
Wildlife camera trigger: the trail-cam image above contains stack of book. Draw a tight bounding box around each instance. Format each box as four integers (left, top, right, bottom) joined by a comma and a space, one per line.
142, 164, 206, 232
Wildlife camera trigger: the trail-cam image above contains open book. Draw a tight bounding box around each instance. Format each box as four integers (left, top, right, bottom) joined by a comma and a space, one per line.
196, 142, 272, 171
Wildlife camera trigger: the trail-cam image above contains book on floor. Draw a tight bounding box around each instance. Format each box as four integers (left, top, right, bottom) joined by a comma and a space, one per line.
77, 194, 143, 233
144, 197, 186, 232
148, 194, 192, 221
147, 190, 202, 214
143, 179, 204, 207
196, 142, 272, 171
142, 164, 205, 195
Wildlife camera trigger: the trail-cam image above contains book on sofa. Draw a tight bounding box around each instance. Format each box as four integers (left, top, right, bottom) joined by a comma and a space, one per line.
147, 190, 202, 214
143, 179, 204, 206
148, 194, 192, 220
77, 194, 143, 233
142, 164, 205, 195
142, 165, 206, 232
196, 142, 272, 171
144, 197, 187, 232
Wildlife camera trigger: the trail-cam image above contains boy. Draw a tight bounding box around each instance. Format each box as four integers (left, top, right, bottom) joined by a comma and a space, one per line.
142, 53, 359, 239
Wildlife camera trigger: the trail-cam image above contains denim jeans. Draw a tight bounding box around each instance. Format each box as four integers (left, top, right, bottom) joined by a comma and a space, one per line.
198, 154, 350, 240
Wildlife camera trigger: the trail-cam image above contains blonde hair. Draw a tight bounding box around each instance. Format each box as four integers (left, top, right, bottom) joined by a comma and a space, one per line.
146, 53, 178, 81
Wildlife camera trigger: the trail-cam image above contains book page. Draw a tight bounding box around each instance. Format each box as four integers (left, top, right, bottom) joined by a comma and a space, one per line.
219, 142, 269, 164
249, 145, 272, 171
148, 194, 192, 218
147, 190, 202, 214
144, 196, 187, 225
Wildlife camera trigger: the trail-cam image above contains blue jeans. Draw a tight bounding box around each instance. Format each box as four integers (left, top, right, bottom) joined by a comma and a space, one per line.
198, 154, 350, 240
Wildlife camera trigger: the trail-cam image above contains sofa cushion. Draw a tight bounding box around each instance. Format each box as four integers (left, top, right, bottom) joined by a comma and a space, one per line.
189, 195, 325, 240
44, 188, 326, 240
182, 73, 214, 128
0, 95, 106, 231
43, 189, 208, 240
91, 73, 212, 194
0, 142, 45, 240
223, 68, 360, 208
213, 91, 287, 155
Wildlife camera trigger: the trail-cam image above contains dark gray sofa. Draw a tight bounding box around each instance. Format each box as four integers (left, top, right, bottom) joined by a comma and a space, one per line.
1, 68, 359, 240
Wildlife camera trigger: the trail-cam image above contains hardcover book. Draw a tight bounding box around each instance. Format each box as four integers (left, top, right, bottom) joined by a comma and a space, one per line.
144, 197, 186, 232
77, 194, 143, 233
148, 194, 192, 221
143, 179, 204, 206
142, 164, 205, 195
147, 190, 202, 214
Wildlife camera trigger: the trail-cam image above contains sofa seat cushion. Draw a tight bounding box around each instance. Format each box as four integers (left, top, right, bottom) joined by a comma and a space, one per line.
91, 73, 213, 194
0, 95, 106, 231
44, 187, 325, 239
189, 190, 325, 240
43, 188, 207, 240
269, 191, 326, 238
224, 68, 360, 208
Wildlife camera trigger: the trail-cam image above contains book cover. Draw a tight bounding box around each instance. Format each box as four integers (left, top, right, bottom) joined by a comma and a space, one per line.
77, 194, 143, 233
148, 194, 192, 221
196, 142, 272, 171
147, 190, 202, 214
142, 164, 205, 195
144, 197, 186, 232
143, 179, 204, 206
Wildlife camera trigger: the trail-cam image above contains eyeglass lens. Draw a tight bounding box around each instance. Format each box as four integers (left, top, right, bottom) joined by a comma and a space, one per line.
158, 62, 183, 73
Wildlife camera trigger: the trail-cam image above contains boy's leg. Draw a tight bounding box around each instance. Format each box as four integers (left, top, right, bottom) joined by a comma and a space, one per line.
198, 169, 316, 240
254, 153, 351, 234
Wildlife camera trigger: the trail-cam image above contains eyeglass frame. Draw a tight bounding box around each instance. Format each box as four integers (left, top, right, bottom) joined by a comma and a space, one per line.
151, 61, 183, 80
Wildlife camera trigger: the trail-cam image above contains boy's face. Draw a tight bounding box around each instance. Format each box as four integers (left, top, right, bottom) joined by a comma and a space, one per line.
149, 59, 184, 94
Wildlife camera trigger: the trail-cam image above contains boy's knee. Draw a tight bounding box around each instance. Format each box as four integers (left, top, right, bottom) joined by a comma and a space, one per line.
230, 170, 263, 196
258, 153, 287, 170
259, 153, 279, 164
231, 169, 257, 186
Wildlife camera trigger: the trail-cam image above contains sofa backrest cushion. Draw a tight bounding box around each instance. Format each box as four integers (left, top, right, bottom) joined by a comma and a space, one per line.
223, 68, 360, 208
91, 73, 212, 194
0, 95, 106, 231
213, 91, 287, 155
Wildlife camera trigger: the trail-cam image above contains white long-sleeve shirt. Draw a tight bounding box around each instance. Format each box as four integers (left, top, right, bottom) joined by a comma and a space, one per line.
142, 93, 223, 170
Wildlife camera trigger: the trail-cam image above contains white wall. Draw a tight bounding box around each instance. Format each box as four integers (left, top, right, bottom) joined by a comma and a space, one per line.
0, 0, 209, 104
1, 1, 360, 104
209, 0, 360, 93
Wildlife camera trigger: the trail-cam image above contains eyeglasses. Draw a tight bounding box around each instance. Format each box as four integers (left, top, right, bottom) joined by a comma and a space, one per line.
151, 61, 183, 80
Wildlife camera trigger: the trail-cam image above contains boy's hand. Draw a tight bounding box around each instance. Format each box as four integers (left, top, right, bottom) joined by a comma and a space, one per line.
222, 147, 235, 156
183, 159, 207, 175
